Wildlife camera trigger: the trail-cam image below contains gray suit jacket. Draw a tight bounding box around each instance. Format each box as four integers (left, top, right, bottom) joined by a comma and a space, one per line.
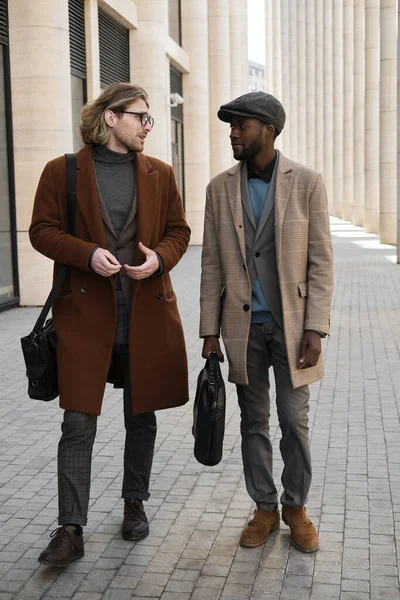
241, 158, 283, 329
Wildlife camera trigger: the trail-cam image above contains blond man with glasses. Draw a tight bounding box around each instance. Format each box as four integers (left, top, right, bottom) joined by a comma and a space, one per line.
30, 83, 190, 567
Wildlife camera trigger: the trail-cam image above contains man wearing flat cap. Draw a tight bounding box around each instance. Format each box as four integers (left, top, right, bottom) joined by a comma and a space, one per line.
199, 92, 333, 553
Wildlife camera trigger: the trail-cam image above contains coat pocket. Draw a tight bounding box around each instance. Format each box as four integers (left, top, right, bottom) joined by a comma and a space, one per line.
297, 282, 308, 298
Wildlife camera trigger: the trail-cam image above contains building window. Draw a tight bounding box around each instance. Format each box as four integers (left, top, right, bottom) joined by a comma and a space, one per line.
68, 0, 87, 152
99, 9, 130, 89
249, 81, 257, 92
0, 0, 18, 308
71, 75, 86, 151
170, 67, 185, 207
168, 0, 181, 46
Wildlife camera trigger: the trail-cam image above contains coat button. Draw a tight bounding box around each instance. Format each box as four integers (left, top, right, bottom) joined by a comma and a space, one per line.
255, 252, 260, 257
243, 304, 250, 311
80, 287, 88, 294
156, 293, 163, 299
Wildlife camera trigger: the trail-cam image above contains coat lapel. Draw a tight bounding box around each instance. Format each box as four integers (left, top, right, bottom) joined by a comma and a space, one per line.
135, 152, 159, 253
274, 153, 294, 271
226, 163, 246, 263
240, 162, 256, 230
254, 153, 279, 243
76, 145, 108, 250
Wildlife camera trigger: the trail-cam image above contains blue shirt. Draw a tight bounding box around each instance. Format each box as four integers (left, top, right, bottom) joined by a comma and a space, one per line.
247, 177, 273, 323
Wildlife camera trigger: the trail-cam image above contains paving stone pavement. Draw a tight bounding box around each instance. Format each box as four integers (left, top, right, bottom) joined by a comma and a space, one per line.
1, 217, 400, 599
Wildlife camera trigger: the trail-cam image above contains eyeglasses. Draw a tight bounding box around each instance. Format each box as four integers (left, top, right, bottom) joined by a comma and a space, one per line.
120, 111, 155, 128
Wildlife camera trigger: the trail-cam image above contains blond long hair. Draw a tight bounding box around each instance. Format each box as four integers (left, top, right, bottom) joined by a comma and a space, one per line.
80, 82, 149, 145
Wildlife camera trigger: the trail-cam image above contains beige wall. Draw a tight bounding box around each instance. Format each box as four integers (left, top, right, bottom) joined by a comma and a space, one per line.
7, 0, 253, 305
181, 1, 210, 245
267, 0, 399, 248
208, 0, 233, 177
9, 0, 74, 306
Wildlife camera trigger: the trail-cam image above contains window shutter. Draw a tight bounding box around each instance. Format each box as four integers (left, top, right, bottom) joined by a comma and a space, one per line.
0, 0, 8, 46
68, 0, 86, 78
170, 67, 183, 123
99, 9, 129, 89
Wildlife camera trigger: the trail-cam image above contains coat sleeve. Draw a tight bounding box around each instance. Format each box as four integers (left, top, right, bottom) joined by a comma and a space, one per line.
199, 184, 223, 338
304, 173, 333, 335
153, 166, 190, 273
29, 161, 97, 271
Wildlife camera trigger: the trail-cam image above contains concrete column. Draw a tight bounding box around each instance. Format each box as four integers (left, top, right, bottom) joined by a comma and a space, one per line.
380, 0, 397, 244
364, 0, 380, 232
398, 0, 400, 260
297, 0, 307, 164
265, 0, 273, 92
352, 0, 366, 226
9, 0, 73, 305
279, 0, 290, 155
229, 0, 248, 99
272, 0, 282, 101
208, 0, 232, 177
343, 0, 354, 221
306, 0, 316, 169
288, 1, 298, 160
333, 0, 344, 217
315, 0, 324, 174
181, 2, 210, 245
323, 0, 334, 211
84, 0, 100, 101
130, 0, 169, 162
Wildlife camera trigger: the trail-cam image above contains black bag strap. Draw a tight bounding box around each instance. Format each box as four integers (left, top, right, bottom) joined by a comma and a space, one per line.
32, 154, 77, 335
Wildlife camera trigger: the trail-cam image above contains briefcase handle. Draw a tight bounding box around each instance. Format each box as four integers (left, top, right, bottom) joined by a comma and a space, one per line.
206, 352, 223, 385
32, 154, 77, 336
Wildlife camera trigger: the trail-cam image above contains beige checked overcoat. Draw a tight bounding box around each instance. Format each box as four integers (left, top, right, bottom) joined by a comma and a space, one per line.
199, 153, 333, 389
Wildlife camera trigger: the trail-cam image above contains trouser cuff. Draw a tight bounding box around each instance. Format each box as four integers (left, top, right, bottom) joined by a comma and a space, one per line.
256, 503, 279, 512
122, 490, 150, 501
58, 515, 87, 526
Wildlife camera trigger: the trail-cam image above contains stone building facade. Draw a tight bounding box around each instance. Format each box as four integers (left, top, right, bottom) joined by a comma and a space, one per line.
265, 0, 399, 253
1, 0, 248, 307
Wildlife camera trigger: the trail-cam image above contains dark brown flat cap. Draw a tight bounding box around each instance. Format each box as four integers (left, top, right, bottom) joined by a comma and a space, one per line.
218, 91, 286, 133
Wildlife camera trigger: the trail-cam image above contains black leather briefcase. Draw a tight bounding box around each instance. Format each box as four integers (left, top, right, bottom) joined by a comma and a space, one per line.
192, 352, 226, 466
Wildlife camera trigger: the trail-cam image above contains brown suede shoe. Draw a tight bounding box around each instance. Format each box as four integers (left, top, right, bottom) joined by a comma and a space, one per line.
240, 509, 280, 548
281, 506, 319, 553
38, 525, 84, 567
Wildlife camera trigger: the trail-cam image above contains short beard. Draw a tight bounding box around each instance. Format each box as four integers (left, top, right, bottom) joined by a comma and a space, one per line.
232, 146, 254, 161
232, 132, 264, 162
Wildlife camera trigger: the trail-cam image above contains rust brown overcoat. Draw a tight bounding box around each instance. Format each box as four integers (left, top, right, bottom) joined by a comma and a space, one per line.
30, 145, 191, 416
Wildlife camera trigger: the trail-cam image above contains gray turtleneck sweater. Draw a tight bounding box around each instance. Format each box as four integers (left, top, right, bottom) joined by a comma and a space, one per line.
93, 144, 135, 237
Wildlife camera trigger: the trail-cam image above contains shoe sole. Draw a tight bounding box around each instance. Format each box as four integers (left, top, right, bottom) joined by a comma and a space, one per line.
122, 528, 149, 542
291, 540, 319, 553
38, 549, 84, 568
239, 522, 280, 548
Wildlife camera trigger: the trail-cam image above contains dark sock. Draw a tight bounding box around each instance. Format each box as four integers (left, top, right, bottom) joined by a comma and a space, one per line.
66, 524, 83, 535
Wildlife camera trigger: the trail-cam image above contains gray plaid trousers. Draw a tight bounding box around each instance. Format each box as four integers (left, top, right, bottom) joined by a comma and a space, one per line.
57, 338, 157, 526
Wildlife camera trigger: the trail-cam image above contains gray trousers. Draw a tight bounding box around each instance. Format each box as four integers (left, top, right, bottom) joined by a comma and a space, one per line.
236, 321, 311, 512
57, 343, 157, 526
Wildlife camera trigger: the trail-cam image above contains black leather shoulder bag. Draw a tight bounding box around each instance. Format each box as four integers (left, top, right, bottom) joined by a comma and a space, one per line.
20, 153, 77, 401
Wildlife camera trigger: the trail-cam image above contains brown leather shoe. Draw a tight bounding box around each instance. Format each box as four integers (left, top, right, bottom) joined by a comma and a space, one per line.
122, 498, 149, 541
38, 525, 84, 567
240, 509, 280, 548
282, 506, 319, 553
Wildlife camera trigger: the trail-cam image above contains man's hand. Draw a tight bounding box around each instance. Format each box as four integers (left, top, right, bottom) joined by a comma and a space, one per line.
91, 248, 121, 277
124, 242, 160, 280
202, 336, 224, 362
298, 330, 322, 369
